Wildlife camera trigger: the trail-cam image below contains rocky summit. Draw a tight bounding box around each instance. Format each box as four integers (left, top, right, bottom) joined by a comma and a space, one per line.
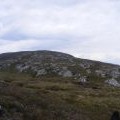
0, 50, 120, 87
0, 50, 120, 120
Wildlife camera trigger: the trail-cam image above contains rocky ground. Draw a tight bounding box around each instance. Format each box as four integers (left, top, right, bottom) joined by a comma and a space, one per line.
0, 50, 119, 120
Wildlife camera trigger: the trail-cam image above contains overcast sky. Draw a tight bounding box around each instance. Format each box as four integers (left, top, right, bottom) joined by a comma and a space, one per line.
0, 0, 120, 64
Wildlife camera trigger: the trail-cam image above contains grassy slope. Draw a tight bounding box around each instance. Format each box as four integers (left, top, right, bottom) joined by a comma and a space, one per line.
0, 71, 119, 120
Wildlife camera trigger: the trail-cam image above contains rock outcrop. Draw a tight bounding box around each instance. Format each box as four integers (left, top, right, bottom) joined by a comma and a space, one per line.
0, 50, 120, 87
105, 79, 120, 87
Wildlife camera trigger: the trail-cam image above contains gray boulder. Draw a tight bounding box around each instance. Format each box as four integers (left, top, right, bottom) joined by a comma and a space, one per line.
79, 76, 87, 83
16, 64, 30, 72
58, 67, 73, 77
105, 78, 120, 87
111, 70, 120, 79
95, 70, 106, 77
36, 69, 47, 76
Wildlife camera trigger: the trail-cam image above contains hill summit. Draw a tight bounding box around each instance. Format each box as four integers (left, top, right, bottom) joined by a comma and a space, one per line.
0, 50, 120, 87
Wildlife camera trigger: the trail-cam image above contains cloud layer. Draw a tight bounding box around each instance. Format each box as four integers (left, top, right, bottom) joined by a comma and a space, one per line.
0, 0, 120, 64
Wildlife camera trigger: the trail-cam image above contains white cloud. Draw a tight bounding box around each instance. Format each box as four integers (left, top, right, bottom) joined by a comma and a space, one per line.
0, 0, 120, 64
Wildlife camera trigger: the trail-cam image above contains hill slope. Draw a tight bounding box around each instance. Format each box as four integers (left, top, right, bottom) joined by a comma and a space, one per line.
0, 50, 120, 86
0, 50, 120, 120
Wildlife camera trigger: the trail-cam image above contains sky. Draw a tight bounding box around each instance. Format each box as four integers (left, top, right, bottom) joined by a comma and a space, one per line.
0, 0, 120, 65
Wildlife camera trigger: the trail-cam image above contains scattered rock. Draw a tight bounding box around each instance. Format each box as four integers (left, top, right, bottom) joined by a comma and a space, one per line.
111, 70, 120, 79
0, 50, 120, 84
95, 70, 106, 77
0, 80, 9, 88
16, 64, 30, 72
86, 69, 91, 74
58, 67, 73, 77
36, 69, 47, 76
79, 76, 87, 83
105, 78, 120, 87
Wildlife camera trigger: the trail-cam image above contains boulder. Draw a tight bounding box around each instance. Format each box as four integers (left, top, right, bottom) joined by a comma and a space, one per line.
58, 67, 73, 77
111, 70, 120, 79
79, 76, 87, 83
105, 78, 120, 87
16, 64, 30, 72
36, 69, 47, 76
95, 70, 106, 77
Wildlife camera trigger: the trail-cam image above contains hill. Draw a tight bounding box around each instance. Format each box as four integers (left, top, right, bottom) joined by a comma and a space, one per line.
0, 50, 120, 120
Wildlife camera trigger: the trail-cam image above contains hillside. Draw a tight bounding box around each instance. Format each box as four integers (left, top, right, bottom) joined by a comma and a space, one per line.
0, 50, 120, 120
